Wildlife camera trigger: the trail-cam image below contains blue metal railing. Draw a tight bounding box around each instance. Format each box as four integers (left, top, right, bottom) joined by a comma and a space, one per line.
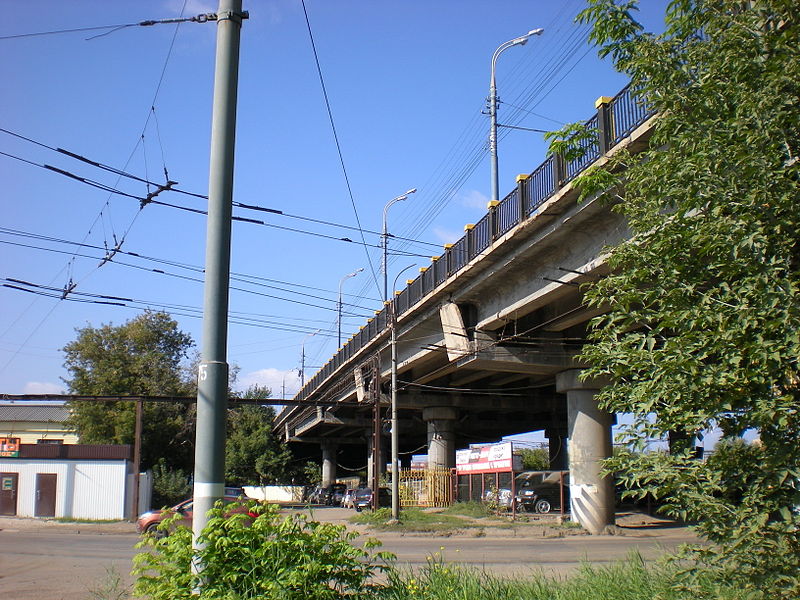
294, 83, 656, 403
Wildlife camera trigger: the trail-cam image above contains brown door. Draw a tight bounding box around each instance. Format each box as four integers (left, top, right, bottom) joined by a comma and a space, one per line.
34, 473, 57, 517
0, 473, 18, 516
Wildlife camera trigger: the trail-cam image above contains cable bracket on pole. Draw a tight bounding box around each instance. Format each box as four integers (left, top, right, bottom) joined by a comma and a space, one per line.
215, 10, 250, 24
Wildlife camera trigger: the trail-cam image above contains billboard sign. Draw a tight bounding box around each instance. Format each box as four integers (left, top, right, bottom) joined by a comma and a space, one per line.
455, 441, 520, 474
0, 437, 20, 458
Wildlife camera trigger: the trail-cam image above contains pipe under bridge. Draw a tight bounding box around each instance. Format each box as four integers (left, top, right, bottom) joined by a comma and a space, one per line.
276, 83, 655, 533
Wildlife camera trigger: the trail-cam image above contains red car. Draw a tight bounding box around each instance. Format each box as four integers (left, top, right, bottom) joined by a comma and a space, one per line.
136, 494, 255, 535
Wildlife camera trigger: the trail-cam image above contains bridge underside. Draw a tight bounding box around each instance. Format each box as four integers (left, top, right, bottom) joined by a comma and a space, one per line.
276, 92, 654, 534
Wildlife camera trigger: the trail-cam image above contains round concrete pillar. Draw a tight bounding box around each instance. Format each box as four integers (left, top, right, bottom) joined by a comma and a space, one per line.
556, 369, 614, 534
366, 436, 388, 485
321, 441, 337, 487
423, 406, 458, 470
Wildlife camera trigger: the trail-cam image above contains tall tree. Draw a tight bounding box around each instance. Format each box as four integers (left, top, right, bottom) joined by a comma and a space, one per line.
63, 311, 196, 471
559, 1, 799, 596
225, 385, 292, 486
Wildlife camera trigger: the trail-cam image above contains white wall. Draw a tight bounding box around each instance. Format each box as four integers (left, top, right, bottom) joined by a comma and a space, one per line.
0, 459, 129, 520
243, 485, 304, 502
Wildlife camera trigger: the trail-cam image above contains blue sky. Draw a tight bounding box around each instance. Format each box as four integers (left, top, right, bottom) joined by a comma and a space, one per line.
0, 0, 671, 408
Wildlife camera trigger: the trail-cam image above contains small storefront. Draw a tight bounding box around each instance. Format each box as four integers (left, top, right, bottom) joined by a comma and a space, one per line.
0, 442, 138, 520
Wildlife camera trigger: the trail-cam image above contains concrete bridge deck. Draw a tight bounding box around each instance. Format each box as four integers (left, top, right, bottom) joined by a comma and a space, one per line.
276, 84, 656, 533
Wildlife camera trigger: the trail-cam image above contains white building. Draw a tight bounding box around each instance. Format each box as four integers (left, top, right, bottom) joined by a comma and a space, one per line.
0, 444, 149, 520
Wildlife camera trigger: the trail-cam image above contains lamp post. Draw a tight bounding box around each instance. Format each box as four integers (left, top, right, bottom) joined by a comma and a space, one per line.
489, 28, 543, 202
338, 268, 363, 347
382, 189, 417, 302
389, 263, 416, 521
300, 329, 320, 387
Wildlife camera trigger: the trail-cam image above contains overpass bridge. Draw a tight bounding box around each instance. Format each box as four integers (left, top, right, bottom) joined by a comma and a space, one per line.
275, 84, 655, 533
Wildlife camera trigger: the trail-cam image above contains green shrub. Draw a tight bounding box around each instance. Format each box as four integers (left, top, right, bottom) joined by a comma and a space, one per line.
151, 459, 191, 508
133, 501, 393, 599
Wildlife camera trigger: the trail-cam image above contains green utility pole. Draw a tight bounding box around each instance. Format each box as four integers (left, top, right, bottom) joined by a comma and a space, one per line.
192, 0, 246, 579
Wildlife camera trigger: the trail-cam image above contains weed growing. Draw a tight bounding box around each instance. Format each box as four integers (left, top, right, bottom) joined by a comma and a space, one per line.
133, 500, 393, 599
382, 552, 749, 600
349, 507, 475, 533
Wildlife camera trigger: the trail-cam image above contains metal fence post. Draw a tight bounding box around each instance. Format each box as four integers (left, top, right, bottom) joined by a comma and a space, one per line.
595, 95, 614, 154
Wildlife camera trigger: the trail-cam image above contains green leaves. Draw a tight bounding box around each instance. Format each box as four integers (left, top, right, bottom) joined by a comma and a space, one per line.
63, 311, 197, 471
133, 501, 393, 599
566, 0, 800, 597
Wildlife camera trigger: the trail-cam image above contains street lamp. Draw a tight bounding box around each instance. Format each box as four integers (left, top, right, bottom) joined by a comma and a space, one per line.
489, 28, 543, 202
300, 329, 320, 387
338, 268, 363, 347
382, 189, 417, 302
389, 263, 416, 521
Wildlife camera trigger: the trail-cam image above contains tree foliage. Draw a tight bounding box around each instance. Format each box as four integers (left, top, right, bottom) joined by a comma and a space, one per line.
561, 1, 800, 596
226, 385, 293, 486
63, 311, 196, 471
518, 447, 550, 471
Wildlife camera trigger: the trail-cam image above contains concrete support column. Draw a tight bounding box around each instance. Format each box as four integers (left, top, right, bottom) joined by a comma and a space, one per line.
366, 436, 387, 485
545, 427, 569, 471
321, 441, 337, 487
556, 369, 614, 534
423, 406, 458, 470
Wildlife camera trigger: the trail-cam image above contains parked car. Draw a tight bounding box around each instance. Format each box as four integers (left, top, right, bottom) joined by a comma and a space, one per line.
482, 471, 567, 513
353, 487, 391, 512
136, 495, 256, 536
307, 483, 348, 506
342, 488, 357, 509
306, 485, 328, 504
328, 483, 347, 506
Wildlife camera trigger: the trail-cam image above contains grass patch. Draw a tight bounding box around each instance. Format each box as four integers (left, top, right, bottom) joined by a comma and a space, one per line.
54, 517, 123, 524
384, 553, 749, 600
439, 501, 491, 518
350, 507, 476, 533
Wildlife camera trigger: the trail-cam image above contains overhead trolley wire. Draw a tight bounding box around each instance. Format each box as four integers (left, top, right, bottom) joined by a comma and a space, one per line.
0, 127, 441, 248
300, 0, 382, 301
0, 12, 220, 42
0, 229, 378, 316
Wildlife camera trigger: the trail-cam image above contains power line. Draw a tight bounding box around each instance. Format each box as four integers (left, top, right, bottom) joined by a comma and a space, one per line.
0, 277, 353, 335
0, 13, 219, 41
300, 0, 382, 301
0, 227, 380, 308
1, 125, 442, 251
0, 242, 375, 318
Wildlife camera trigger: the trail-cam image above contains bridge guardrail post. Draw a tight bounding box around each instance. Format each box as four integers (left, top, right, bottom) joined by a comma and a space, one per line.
443, 243, 454, 277
553, 151, 567, 189
487, 200, 500, 241
516, 173, 530, 220
464, 223, 475, 261
595, 95, 614, 154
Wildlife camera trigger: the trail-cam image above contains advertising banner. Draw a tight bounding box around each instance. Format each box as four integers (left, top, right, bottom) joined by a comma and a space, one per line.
0, 437, 20, 458
455, 441, 520, 474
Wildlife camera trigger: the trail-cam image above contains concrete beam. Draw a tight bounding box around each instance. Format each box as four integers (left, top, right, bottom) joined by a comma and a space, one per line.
476, 255, 609, 331
439, 302, 472, 361
288, 436, 364, 445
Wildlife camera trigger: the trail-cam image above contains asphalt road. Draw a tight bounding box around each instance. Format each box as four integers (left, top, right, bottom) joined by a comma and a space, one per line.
0, 510, 697, 599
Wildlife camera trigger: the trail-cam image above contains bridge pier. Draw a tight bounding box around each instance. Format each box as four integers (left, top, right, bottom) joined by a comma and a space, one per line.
423, 406, 458, 470
321, 441, 338, 487
366, 435, 387, 485
556, 369, 615, 535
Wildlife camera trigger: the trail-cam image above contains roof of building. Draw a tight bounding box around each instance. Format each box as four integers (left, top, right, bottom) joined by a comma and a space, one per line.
0, 403, 70, 423
17, 443, 132, 461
